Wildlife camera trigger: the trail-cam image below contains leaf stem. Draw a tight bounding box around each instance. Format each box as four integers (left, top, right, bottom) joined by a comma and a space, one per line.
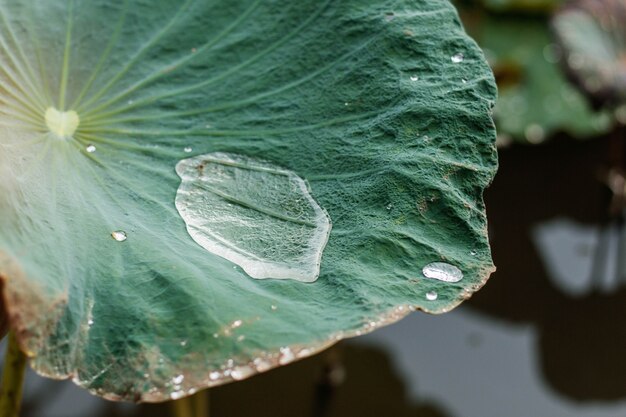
171, 390, 210, 417
0, 331, 27, 417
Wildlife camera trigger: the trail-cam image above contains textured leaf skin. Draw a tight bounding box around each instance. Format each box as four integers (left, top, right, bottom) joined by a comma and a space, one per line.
0, 0, 497, 402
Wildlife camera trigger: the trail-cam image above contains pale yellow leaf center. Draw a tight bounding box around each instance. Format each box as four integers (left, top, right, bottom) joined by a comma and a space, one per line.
45, 107, 79, 138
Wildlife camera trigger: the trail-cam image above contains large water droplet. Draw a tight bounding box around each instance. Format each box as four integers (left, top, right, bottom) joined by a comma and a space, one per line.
175, 152, 331, 282
426, 291, 438, 301
111, 230, 127, 242
451, 53, 464, 63
422, 262, 463, 282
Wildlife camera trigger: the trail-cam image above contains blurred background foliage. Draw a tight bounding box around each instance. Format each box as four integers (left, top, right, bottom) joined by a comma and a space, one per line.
456, 0, 624, 145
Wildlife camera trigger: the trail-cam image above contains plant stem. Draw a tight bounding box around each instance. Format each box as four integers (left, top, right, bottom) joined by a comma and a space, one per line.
172, 396, 193, 417
0, 331, 27, 417
193, 390, 209, 417
171, 390, 210, 417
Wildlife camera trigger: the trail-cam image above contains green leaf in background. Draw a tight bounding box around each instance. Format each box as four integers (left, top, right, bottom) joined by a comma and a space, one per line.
552, 0, 626, 110
479, 0, 562, 14
460, 8, 611, 144
0, 0, 497, 401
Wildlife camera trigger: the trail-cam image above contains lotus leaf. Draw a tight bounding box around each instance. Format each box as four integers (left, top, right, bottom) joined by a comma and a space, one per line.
0, 0, 497, 401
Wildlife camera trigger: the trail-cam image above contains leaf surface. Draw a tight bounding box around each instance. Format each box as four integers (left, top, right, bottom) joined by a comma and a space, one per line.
0, 0, 497, 401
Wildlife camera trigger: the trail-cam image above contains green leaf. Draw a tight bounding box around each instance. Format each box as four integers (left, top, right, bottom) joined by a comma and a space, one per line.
0, 0, 497, 401
461, 9, 612, 143
552, 0, 626, 109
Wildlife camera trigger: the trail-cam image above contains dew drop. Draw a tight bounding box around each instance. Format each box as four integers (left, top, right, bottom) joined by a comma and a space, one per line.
87, 319, 94, 326
86, 144, 96, 153
172, 375, 184, 385
462, 78, 467, 84
270, 304, 278, 311
470, 250, 477, 256
111, 230, 127, 242
254, 358, 271, 372
422, 262, 463, 282
170, 390, 184, 400
426, 291, 438, 301
184, 146, 192, 153
237, 335, 245, 342
410, 75, 419, 81
231, 319, 243, 328
279, 347, 295, 365
180, 340, 188, 347
231, 365, 254, 381
209, 371, 221, 381
386, 203, 393, 210
451, 53, 464, 63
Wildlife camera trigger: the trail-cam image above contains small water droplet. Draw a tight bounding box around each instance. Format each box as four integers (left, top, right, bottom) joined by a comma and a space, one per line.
254, 358, 271, 372
237, 335, 245, 342
111, 230, 127, 242
180, 340, 187, 346
462, 78, 467, 84
170, 390, 184, 400
87, 319, 94, 326
410, 75, 419, 81
209, 371, 221, 381
184, 146, 192, 153
344, 102, 349, 106
231, 319, 243, 328
172, 374, 184, 385
213, 333, 219, 338
470, 250, 477, 256
451, 53, 464, 63
231, 365, 254, 381
426, 291, 438, 301
86, 144, 96, 153
270, 304, 278, 311
127, 100, 134, 105
422, 262, 463, 282
384, 12, 395, 21
279, 347, 295, 365
386, 203, 393, 210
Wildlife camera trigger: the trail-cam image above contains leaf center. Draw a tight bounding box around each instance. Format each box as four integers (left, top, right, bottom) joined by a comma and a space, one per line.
45, 107, 79, 138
